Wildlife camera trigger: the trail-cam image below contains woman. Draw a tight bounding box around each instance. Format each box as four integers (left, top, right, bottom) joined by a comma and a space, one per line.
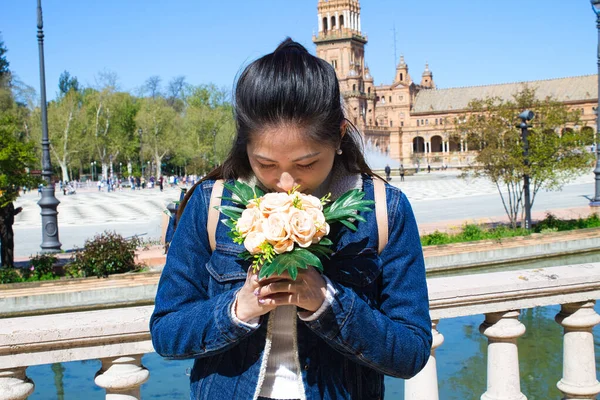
150, 38, 431, 400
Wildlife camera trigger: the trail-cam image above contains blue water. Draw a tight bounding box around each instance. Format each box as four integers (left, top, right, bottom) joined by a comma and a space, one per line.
25, 303, 600, 399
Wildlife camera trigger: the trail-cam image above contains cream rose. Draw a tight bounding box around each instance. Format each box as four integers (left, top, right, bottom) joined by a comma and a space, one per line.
305, 207, 330, 243
262, 213, 291, 244
259, 192, 292, 215
236, 207, 261, 236
273, 238, 294, 254
289, 208, 317, 248
298, 193, 323, 211
244, 231, 266, 255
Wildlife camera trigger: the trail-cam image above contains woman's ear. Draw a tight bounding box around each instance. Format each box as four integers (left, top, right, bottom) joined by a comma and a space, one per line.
340, 120, 348, 139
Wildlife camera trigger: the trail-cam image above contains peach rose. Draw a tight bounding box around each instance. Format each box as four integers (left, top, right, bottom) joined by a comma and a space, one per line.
305, 207, 330, 243
289, 208, 317, 248
259, 192, 292, 216
298, 193, 323, 211
262, 213, 291, 244
273, 238, 295, 254
244, 231, 266, 255
237, 207, 262, 236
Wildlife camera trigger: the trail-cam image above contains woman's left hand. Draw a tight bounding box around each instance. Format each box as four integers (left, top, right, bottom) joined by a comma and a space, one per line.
255, 266, 327, 312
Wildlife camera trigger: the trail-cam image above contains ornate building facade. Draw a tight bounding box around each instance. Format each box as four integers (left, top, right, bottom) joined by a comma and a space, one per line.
313, 0, 598, 167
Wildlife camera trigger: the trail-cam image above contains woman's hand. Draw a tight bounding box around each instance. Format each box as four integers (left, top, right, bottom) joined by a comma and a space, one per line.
235, 270, 279, 323
255, 266, 327, 313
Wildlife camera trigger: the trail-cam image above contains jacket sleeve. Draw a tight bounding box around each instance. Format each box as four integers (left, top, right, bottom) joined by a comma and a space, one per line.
302, 188, 432, 379
149, 183, 258, 359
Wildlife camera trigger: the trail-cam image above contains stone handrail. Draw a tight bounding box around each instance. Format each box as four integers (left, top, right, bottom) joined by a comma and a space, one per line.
1, 263, 599, 399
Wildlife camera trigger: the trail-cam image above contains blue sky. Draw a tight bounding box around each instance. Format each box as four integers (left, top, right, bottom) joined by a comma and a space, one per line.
1, 0, 597, 100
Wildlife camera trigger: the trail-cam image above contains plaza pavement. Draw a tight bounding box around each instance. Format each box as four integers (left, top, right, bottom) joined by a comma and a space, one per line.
13, 169, 598, 258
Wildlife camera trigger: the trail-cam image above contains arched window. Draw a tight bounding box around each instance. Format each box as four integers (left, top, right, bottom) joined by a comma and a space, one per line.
413, 137, 425, 153
323, 17, 328, 31
331, 16, 336, 29
389, 96, 392, 103
390, 120, 394, 127
352, 84, 356, 91
400, 73, 404, 81
340, 15, 345, 27
368, 87, 371, 95
430, 135, 443, 152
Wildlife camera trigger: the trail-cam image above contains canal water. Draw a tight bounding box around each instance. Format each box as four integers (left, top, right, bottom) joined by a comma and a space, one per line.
23, 253, 600, 399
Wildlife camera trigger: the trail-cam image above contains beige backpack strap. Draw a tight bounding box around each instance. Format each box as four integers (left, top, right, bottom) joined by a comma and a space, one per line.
373, 177, 388, 254
207, 179, 225, 252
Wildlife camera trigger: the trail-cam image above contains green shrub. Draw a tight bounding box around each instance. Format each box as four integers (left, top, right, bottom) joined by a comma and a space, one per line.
534, 213, 600, 232
460, 224, 484, 241
67, 231, 141, 278
23, 254, 58, 281
0, 267, 22, 284
421, 230, 451, 246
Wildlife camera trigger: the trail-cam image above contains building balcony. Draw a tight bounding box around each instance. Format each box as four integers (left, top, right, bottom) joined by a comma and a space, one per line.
1, 262, 599, 399
312, 29, 367, 44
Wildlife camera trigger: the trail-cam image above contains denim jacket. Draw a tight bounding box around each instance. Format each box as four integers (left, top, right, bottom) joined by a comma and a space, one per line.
150, 175, 432, 400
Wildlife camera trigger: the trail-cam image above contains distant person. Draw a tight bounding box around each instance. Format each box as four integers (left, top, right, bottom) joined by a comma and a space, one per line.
427, 164, 431, 173
384, 164, 391, 181
159, 176, 164, 192
399, 164, 405, 182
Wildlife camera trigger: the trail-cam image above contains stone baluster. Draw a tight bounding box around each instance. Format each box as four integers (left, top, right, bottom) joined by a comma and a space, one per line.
0, 368, 34, 400
479, 310, 527, 400
94, 355, 149, 400
405, 320, 444, 400
555, 301, 600, 400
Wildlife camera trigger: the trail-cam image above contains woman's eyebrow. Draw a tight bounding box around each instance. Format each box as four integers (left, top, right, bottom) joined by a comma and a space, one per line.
254, 152, 321, 162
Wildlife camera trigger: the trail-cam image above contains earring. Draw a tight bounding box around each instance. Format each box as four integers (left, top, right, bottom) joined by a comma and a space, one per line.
336, 148, 343, 155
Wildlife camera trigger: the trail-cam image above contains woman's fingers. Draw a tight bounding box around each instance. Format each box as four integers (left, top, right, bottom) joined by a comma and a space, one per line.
256, 281, 295, 297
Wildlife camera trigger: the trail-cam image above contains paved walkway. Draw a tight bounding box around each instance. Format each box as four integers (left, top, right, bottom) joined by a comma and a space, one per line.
13, 169, 599, 258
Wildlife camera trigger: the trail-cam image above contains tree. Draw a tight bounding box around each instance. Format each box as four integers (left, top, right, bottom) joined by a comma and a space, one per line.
454, 87, 593, 228
144, 76, 162, 99
136, 97, 179, 179
0, 96, 40, 266
0, 33, 10, 87
58, 70, 80, 96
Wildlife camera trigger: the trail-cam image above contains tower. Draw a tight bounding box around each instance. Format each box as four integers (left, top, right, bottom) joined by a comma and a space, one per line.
313, 0, 369, 127
420, 63, 435, 89
394, 55, 411, 86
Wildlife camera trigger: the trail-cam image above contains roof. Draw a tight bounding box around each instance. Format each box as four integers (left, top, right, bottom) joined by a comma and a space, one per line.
411, 75, 598, 114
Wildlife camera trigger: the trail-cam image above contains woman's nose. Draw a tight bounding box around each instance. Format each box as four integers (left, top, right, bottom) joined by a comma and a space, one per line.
277, 172, 296, 192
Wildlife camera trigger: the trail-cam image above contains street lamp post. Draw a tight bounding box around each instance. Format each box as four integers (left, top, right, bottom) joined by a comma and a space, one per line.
519, 110, 535, 230
590, 0, 600, 206
36, 0, 61, 252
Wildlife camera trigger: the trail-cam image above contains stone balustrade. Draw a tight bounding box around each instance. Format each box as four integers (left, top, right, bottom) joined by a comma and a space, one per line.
1, 262, 599, 399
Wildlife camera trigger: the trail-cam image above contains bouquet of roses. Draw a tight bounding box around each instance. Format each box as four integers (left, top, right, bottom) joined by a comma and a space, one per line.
217, 181, 374, 280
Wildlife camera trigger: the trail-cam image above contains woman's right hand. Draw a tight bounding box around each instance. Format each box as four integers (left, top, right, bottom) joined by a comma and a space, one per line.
235, 270, 281, 323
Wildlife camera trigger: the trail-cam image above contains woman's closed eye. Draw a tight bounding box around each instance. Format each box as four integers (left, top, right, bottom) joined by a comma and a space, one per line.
258, 163, 276, 170
297, 161, 317, 170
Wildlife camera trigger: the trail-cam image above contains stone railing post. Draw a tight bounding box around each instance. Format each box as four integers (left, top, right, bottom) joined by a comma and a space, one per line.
94, 355, 149, 400
0, 368, 34, 400
479, 310, 527, 400
555, 301, 600, 400
405, 319, 444, 400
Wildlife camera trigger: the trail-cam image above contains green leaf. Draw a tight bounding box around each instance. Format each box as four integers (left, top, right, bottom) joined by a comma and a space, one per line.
318, 237, 333, 246
258, 260, 278, 279
222, 219, 236, 230
339, 219, 358, 231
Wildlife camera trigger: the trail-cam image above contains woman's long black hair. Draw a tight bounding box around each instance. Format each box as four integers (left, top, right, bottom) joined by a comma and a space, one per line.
177, 38, 374, 221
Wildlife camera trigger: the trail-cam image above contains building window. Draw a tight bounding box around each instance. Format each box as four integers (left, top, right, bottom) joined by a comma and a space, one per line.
435, 118, 438, 125
400, 121, 404, 127
425, 119, 429, 125
331, 60, 338, 69
421, 119, 424, 125
389, 96, 392, 103
390, 120, 393, 127
352, 84, 356, 91
417, 120, 420, 127
368, 87, 371, 94
400, 73, 404, 81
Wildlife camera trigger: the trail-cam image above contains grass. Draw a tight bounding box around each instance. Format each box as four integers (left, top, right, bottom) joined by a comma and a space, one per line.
421, 213, 600, 247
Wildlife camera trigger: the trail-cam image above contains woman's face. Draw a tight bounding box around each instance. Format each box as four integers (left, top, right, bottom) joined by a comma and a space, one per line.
247, 125, 337, 194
